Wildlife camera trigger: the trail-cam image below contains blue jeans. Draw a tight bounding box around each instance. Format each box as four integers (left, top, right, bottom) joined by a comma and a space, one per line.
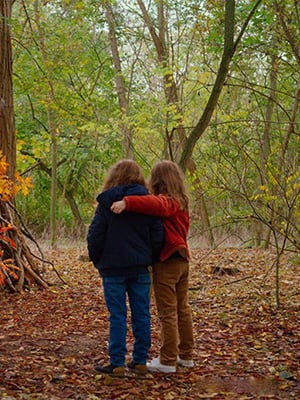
102, 273, 151, 366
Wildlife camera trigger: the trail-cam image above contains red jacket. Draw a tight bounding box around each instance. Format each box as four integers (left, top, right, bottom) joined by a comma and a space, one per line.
124, 194, 190, 262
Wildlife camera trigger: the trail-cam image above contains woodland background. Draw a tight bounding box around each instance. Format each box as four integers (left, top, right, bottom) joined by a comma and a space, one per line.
5, 0, 300, 252
0, 0, 299, 398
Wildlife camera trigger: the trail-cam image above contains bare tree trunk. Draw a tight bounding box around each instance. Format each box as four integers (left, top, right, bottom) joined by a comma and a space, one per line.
261, 39, 278, 248
189, 161, 215, 247
266, 1, 300, 252
137, 0, 186, 161
137, 0, 215, 246
0, 0, 17, 260
0, 0, 16, 180
180, 0, 262, 171
261, 47, 277, 177
274, 0, 300, 66
38, 160, 85, 232
50, 116, 58, 246
34, 0, 58, 246
104, 1, 133, 158
281, 79, 300, 162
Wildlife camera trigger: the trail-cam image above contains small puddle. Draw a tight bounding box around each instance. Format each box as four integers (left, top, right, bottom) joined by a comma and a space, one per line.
196, 375, 284, 396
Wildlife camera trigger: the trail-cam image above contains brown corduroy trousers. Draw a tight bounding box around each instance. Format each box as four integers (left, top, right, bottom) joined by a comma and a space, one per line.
152, 257, 194, 366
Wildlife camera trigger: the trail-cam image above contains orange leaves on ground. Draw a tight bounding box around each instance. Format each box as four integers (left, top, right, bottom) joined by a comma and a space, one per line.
0, 246, 299, 399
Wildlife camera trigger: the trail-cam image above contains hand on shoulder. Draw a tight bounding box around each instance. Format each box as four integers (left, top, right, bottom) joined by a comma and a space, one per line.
111, 200, 126, 214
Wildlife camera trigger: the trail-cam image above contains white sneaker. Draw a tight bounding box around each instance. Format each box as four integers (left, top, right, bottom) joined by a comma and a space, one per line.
147, 357, 176, 373
177, 356, 194, 368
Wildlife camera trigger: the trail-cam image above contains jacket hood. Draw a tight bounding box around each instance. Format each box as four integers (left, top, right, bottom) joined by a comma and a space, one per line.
97, 184, 148, 208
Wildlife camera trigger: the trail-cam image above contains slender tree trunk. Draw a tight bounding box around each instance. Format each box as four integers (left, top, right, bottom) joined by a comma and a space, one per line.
137, 0, 186, 161
180, 0, 262, 171
38, 160, 85, 232
262, 40, 278, 248
34, 0, 58, 246
49, 112, 58, 247
190, 163, 215, 247
104, 1, 133, 158
261, 47, 277, 177
281, 79, 300, 162
274, 1, 300, 66
137, 0, 215, 246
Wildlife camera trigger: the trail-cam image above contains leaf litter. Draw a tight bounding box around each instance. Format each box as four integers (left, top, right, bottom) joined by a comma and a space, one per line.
0, 245, 299, 399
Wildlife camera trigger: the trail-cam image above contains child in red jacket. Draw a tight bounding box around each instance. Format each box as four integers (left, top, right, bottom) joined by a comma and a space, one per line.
111, 160, 194, 373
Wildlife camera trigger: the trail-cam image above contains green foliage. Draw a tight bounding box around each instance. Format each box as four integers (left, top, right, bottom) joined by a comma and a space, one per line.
12, 0, 122, 231
10, 0, 299, 252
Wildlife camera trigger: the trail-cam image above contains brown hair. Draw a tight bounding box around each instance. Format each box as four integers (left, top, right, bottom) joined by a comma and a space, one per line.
102, 159, 146, 190
148, 160, 189, 212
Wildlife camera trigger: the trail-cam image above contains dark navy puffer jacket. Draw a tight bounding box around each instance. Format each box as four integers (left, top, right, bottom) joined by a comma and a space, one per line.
87, 184, 164, 277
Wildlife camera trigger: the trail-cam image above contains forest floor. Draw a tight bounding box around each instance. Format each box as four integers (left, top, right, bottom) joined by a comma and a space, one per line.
0, 245, 299, 400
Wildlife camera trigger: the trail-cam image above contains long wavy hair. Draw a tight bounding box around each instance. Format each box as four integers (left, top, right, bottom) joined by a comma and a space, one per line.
148, 160, 189, 212
102, 159, 146, 190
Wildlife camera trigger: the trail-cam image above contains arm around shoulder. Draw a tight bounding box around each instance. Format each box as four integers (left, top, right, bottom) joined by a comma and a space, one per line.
124, 194, 180, 217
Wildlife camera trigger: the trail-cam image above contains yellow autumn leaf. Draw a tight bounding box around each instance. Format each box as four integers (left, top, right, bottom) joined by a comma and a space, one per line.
15, 172, 33, 196
0, 153, 9, 175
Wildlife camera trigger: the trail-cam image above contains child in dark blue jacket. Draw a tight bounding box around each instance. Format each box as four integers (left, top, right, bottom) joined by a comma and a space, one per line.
87, 160, 164, 376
